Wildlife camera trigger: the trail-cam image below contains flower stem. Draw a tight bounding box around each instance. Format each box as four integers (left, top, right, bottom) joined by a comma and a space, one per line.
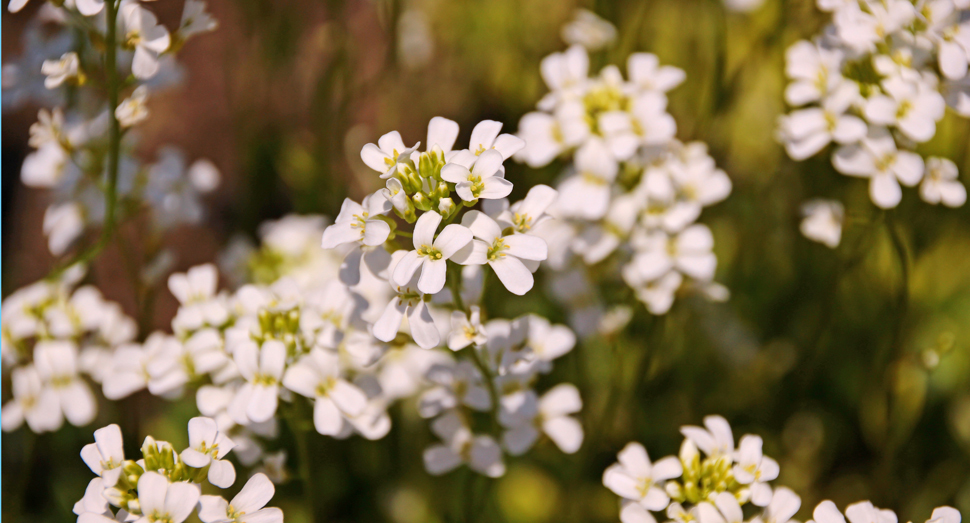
467, 345, 500, 430
284, 401, 319, 522
47, 0, 122, 280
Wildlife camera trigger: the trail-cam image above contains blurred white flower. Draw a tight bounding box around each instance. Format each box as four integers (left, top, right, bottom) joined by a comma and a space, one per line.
561, 9, 616, 50
921, 157, 967, 207
198, 473, 283, 523
120, 3, 171, 79
116, 86, 150, 127
41, 52, 80, 89
800, 199, 844, 248
603, 442, 683, 510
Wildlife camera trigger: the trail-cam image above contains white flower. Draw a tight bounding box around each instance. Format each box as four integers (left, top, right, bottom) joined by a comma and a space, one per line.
198, 473, 283, 523
834, 1, 915, 53
447, 306, 487, 350
43, 202, 85, 255
864, 76, 946, 143
441, 149, 514, 202
502, 383, 583, 455
561, 9, 616, 50
800, 199, 844, 248
627, 52, 686, 94
423, 411, 506, 477
833, 127, 924, 208
322, 193, 392, 252
680, 414, 735, 459
21, 142, 68, 188
926, 507, 961, 523
621, 501, 660, 523
179, 0, 218, 39
133, 472, 201, 523
1, 365, 61, 432
34, 340, 97, 428
779, 82, 867, 160
419, 361, 492, 418
733, 434, 779, 506
602, 442, 683, 510
557, 138, 617, 219
181, 417, 237, 488
539, 45, 590, 110
461, 210, 547, 296
784, 41, 844, 106
723, 0, 765, 12
515, 103, 589, 167
392, 211, 474, 294
41, 52, 80, 89
120, 3, 171, 79
229, 340, 287, 423
373, 250, 441, 349
467, 119, 526, 160
116, 86, 150, 127
360, 130, 419, 179
282, 348, 368, 436
599, 92, 677, 157
73, 478, 110, 518
920, 157, 967, 207
697, 492, 745, 523
80, 424, 126, 488
523, 315, 575, 367
499, 184, 558, 234
752, 487, 801, 523
169, 264, 219, 305
628, 225, 717, 284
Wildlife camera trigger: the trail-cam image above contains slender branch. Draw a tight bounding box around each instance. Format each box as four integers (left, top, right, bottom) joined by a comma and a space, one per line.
466, 345, 500, 430
879, 211, 910, 371
283, 401, 319, 523
47, 0, 122, 281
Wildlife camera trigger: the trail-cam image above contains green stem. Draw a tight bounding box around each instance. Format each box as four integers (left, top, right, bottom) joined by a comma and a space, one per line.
879, 211, 910, 371
284, 401, 318, 522
466, 346, 500, 430
48, 0, 122, 281
449, 263, 467, 313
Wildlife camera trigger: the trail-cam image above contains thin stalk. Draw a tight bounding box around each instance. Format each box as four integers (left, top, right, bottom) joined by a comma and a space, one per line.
48, 0, 122, 280
466, 346, 500, 430
284, 401, 319, 522
449, 263, 467, 313
879, 212, 910, 371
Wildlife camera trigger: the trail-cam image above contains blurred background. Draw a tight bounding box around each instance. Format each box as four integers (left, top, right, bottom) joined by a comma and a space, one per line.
3, 0, 970, 522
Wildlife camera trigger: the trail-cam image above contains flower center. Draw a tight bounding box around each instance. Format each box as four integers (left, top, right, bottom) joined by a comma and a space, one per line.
487, 238, 508, 261
417, 245, 443, 260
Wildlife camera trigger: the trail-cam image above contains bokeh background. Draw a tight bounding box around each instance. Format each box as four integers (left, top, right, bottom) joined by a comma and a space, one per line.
3, 0, 970, 522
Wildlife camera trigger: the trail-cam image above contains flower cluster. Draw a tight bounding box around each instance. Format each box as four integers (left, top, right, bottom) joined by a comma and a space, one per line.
515, 44, 731, 326
73, 419, 283, 523
806, 500, 960, 523
603, 415, 798, 523
1, 265, 136, 433
779, 0, 970, 221
421, 313, 581, 477
4, 0, 218, 256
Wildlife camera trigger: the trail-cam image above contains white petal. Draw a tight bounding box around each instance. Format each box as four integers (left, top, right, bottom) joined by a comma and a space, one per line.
207, 459, 236, 489
231, 473, 275, 514
870, 173, 902, 209
434, 224, 473, 258
417, 259, 447, 295
489, 256, 534, 296
373, 298, 408, 343
542, 416, 583, 453
197, 495, 230, 523
423, 444, 462, 475
503, 234, 547, 261
313, 397, 344, 435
